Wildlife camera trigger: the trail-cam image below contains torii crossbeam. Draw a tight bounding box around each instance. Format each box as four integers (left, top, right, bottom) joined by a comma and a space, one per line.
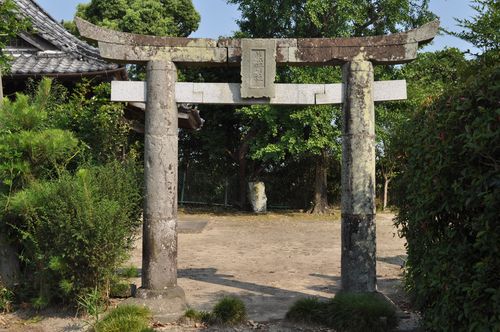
76, 18, 438, 322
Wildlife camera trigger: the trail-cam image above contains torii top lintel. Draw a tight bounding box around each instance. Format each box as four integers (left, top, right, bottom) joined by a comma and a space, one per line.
75, 17, 439, 66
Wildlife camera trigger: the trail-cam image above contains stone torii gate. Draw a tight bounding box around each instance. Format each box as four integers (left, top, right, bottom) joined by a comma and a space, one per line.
76, 18, 438, 320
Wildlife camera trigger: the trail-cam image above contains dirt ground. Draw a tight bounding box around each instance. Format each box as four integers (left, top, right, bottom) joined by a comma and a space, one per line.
1, 211, 417, 331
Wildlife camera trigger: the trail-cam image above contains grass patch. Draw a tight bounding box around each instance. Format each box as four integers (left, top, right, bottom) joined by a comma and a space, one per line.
286, 293, 398, 332
118, 266, 140, 278
94, 305, 152, 332
286, 298, 327, 325
184, 296, 247, 326
109, 282, 132, 298
185, 308, 213, 323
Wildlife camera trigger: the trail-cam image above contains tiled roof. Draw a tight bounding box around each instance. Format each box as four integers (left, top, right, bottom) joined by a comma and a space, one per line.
6, 0, 122, 76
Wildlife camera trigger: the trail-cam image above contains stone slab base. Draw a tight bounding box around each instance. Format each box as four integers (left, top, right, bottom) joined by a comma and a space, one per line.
123, 286, 187, 323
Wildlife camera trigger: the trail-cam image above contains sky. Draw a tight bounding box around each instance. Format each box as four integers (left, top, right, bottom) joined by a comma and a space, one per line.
36, 0, 479, 53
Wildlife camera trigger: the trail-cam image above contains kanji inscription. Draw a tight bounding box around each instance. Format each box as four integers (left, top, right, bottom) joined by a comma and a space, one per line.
241, 39, 276, 98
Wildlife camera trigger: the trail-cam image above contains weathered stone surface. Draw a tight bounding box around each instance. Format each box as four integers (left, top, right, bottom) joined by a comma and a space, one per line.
248, 182, 267, 213
124, 286, 187, 323
0, 233, 20, 288
76, 17, 216, 48
143, 60, 180, 291
112, 81, 406, 105
341, 60, 377, 293
76, 18, 438, 65
97, 42, 228, 65
241, 39, 277, 98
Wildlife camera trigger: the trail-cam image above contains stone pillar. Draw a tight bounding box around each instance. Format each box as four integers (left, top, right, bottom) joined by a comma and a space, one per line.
340, 60, 377, 293
133, 60, 185, 321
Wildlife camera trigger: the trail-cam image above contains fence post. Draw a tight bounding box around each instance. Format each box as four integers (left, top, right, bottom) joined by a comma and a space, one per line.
224, 178, 229, 208
180, 170, 187, 206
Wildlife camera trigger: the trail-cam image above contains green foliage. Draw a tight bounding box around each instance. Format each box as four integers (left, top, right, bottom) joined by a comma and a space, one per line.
0, 0, 30, 71
286, 293, 398, 331
451, 0, 499, 52
78, 287, 106, 328
211, 296, 247, 325
228, 0, 434, 38
4, 161, 142, 305
94, 305, 152, 332
0, 78, 80, 194
374, 48, 468, 208
0, 285, 14, 313
393, 53, 500, 330
0, 78, 142, 307
48, 81, 133, 164
70, 0, 200, 37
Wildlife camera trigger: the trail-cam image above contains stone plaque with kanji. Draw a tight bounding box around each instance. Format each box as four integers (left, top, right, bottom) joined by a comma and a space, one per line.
241, 39, 276, 98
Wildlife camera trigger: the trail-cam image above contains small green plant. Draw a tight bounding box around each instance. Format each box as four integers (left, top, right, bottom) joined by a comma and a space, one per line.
94, 305, 152, 332
77, 288, 106, 328
184, 296, 247, 326
184, 308, 213, 324
212, 296, 247, 325
0, 286, 14, 313
286, 293, 398, 332
31, 296, 49, 311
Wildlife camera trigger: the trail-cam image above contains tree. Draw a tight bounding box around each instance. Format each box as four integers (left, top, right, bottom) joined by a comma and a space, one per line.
0, 0, 30, 101
377, 48, 467, 210
451, 0, 499, 52
69, 0, 200, 37
227, 0, 435, 213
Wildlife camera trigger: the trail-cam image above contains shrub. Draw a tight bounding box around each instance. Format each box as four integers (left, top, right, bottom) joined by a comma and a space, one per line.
329, 293, 397, 332
48, 80, 133, 164
5, 161, 142, 305
285, 297, 327, 325
94, 305, 152, 332
393, 53, 500, 330
286, 293, 397, 331
0, 78, 80, 194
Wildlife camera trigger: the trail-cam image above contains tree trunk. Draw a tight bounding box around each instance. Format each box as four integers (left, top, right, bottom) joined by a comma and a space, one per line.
0, 69, 3, 105
383, 175, 390, 211
238, 153, 247, 209
311, 150, 329, 214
